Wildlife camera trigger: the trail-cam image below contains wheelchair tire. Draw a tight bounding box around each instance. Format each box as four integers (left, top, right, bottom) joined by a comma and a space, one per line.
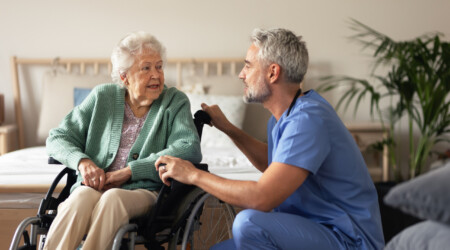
168, 191, 236, 250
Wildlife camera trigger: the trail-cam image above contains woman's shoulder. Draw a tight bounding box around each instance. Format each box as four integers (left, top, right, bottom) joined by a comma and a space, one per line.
77, 83, 124, 109
161, 86, 189, 103
163, 86, 188, 98
89, 83, 125, 98
91, 83, 123, 93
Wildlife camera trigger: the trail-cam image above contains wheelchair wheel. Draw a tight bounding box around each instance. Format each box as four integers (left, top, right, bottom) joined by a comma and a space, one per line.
168, 190, 236, 250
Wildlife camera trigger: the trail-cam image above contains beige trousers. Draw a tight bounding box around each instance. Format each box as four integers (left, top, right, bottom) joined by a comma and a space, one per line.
43, 186, 158, 250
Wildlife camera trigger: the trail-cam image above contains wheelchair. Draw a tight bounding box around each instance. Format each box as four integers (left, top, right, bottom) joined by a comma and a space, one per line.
10, 111, 236, 250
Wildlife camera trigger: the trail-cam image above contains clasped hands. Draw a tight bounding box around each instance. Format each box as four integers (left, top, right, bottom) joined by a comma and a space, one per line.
78, 158, 131, 191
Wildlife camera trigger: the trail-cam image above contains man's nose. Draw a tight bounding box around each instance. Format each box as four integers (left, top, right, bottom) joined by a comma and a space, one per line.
238, 69, 245, 79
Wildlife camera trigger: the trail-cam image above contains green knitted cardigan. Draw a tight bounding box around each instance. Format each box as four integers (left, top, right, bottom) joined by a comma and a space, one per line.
46, 83, 202, 192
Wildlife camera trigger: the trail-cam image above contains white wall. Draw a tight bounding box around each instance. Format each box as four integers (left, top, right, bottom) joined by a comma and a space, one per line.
1, 0, 449, 148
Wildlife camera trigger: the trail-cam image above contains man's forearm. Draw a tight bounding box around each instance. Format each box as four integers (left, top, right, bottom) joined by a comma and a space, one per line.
191, 169, 267, 210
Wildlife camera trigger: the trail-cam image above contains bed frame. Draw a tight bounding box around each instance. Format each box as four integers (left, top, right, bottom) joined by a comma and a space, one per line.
11, 56, 244, 149
4, 56, 246, 249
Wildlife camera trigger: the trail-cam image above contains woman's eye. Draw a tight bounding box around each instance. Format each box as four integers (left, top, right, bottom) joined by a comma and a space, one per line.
142, 66, 150, 71
156, 65, 163, 70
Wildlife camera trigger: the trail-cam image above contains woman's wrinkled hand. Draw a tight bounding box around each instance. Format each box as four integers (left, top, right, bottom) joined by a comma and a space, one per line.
78, 158, 106, 191
103, 167, 132, 190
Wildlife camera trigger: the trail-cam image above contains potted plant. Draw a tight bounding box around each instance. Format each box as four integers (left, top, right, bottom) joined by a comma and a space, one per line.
317, 19, 450, 242
318, 19, 450, 181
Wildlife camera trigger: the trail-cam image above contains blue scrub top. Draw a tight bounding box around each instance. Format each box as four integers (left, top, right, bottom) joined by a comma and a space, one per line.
267, 90, 384, 250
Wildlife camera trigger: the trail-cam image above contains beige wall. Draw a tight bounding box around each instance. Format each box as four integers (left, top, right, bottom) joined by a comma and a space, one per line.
1, 0, 449, 147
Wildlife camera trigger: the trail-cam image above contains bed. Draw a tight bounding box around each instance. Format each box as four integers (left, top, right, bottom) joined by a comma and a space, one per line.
1, 57, 267, 248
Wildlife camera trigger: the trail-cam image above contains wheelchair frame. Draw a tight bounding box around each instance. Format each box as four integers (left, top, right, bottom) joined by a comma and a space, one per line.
10, 111, 236, 250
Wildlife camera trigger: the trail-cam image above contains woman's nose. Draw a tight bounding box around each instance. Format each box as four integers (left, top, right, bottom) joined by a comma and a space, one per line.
150, 67, 161, 78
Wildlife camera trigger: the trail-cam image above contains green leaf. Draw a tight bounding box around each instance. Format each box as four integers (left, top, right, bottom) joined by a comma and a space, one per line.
318, 18, 450, 179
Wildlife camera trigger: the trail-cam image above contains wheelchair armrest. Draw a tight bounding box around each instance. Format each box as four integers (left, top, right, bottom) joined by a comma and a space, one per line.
194, 163, 208, 172
48, 157, 62, 165
38, 167, 77, 217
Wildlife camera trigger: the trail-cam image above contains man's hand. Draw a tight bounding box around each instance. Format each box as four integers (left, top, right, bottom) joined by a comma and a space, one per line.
78, 158, 106, 191
103, 167, 132, 190
201, 103, 233, 134
155, 155, 199, 186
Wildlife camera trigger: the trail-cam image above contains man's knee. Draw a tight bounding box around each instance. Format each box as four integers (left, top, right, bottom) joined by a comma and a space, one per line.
233, 209, 263, 238
232, 209, 277, 249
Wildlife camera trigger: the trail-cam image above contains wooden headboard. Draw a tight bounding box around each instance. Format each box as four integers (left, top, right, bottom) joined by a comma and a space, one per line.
11, 56, 270, 149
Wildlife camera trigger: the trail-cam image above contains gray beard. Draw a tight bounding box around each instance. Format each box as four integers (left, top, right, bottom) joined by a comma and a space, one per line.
243, 82, 271, 104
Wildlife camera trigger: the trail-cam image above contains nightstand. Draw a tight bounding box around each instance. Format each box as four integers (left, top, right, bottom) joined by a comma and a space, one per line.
0, 124, 18, 155
346, 123, 389, 182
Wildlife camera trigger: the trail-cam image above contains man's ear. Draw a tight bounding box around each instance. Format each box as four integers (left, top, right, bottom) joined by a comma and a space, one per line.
268, 64, 281, 84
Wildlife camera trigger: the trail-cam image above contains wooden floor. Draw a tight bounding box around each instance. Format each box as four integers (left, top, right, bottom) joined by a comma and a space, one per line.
0, 208, 37, 250
1, 202, 239, 249
0, 208, 148, 249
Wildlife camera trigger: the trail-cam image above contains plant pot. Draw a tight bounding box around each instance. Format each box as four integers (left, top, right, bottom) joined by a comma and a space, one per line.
375, 181, 422, 243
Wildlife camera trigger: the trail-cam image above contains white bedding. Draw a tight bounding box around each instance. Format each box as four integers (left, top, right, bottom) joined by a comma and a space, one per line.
0, 145, 261, 208
0, 146, 261, 185
202, 146, 262, 181
0, 147, 65, 208
0, 146, 65, 186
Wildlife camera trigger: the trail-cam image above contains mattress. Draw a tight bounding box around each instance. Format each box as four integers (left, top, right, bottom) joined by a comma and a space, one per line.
202, 146, 262, 181
0, 147, 65, 208
0, 146, 65, 186
0, 145, 262, 208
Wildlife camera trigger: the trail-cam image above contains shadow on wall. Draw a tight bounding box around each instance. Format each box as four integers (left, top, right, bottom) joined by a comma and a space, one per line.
243, 103, 271, 142
305, 61, 333, 104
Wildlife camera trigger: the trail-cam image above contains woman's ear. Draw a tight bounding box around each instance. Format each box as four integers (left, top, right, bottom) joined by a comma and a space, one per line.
120, 73, 127, 84
268, 63, 281, 84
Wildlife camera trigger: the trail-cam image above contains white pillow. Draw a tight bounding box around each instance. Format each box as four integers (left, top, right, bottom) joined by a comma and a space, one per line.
182, 75, 244, 96
37, 72, 111, 144
186, 93, 246, 149
182, 75, 271, 142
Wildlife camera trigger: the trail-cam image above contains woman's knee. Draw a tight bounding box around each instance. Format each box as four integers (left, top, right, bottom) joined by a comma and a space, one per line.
97, 188, 124, 208
61, 186, 101, 211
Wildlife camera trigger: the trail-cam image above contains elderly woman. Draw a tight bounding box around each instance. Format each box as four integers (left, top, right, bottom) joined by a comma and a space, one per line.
43, 31, 201, 249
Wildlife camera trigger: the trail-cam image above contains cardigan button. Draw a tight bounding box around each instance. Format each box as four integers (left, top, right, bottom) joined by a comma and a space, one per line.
108, 153, 113, 158
132, 153, 139, 160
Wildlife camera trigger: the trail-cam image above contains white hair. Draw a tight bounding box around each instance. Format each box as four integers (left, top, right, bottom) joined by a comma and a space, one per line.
251, 28, 309, 83
110, 31, 167, 85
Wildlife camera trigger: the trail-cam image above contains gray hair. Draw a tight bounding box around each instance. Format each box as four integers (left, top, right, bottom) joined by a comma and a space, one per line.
251, 28, 309, 83
111, 31, 167, 85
